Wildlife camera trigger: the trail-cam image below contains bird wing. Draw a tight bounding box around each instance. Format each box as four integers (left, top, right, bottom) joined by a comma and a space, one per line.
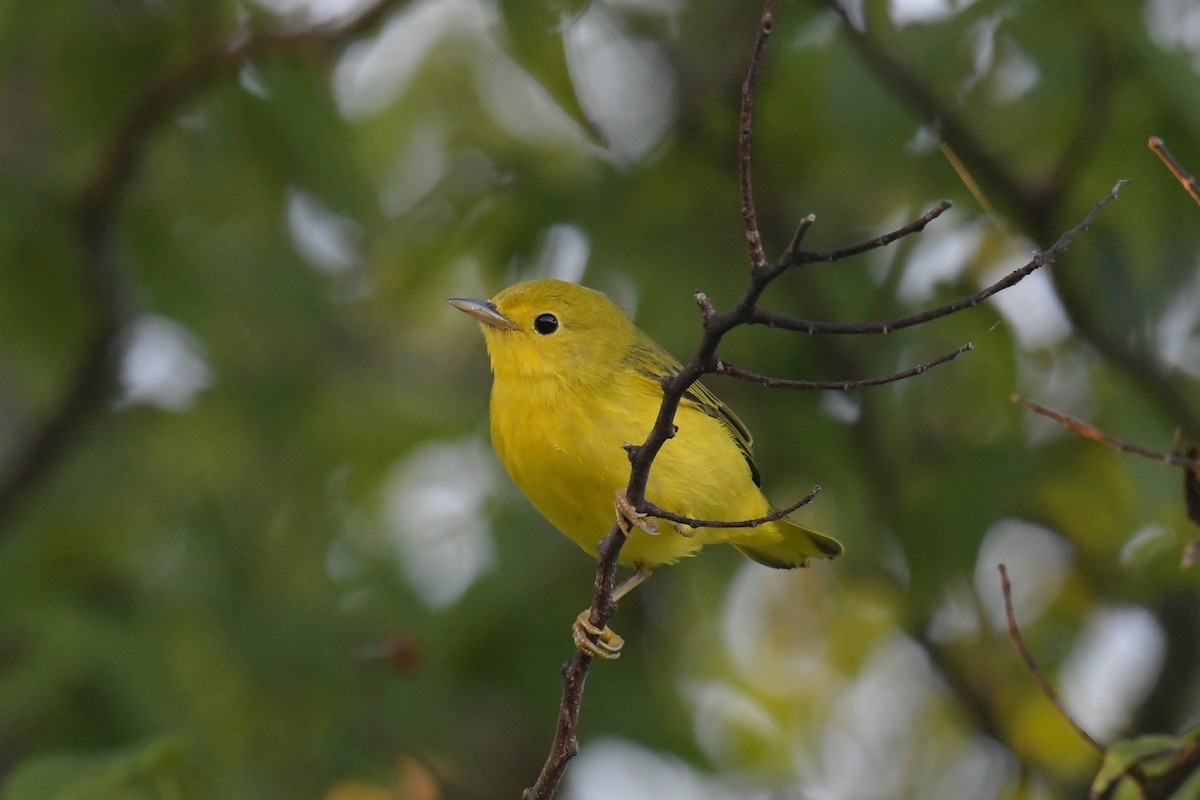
625, 339, 762, 488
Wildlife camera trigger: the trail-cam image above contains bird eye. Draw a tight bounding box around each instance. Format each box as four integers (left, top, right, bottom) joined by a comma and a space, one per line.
533, 313, 559, 335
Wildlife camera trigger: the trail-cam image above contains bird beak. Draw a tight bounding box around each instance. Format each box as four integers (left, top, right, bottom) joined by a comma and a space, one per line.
448, 297, 519, 331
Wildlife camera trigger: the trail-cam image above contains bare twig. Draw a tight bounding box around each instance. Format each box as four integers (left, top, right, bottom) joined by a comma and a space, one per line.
1012, 395, 1200, 471
795, 200, 951, 265
0, 1, 407, 533
522, 523, 625, 800
715, 342, 972, 391
1150, 136, 1200, 208
998, 564, 1106, 755
739, 0, 775, 272
640, 485, 821, 530
751, 181, 1123, 336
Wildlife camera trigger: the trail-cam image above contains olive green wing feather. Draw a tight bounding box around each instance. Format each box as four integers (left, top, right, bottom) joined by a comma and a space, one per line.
624, 339, 761, 487
624, 336, 844, 565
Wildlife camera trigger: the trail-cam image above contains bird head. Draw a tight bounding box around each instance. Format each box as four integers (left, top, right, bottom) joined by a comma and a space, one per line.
450, 279, 639, 383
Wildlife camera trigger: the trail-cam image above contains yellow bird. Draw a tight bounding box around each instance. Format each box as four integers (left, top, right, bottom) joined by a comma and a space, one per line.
450, 279, 842, 657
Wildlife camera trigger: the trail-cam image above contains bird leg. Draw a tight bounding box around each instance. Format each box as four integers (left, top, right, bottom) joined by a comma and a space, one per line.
614, 490, 658, 535
572, 568, 652, 660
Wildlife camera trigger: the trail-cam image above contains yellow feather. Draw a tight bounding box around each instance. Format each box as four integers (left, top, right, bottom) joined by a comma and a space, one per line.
451, 279, 843, 571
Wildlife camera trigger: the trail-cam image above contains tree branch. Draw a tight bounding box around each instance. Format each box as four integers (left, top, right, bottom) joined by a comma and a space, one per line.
998, 564, 1107, 755
639, 485, 820, 530
1012, 395, 1200, 471
1150, 136, 1200, 208
792, 200, 951, 265
0, 0, 408, 533
523, 3, 1122, 796
739, 0, 775, 273
749, 181, 1123, 336
715, 342, 972, 391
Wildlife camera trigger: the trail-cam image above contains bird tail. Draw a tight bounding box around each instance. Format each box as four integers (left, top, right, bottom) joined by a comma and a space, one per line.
733, 517, 843, 569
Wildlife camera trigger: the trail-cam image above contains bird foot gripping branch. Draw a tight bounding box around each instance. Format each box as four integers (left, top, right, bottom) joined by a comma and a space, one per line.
571, 567, 653, 660
614, 490, 658, 535
572, 611, 625, 660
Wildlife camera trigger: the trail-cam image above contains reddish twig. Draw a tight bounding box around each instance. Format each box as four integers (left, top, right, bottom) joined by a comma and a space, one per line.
1012, 395, 1200, 471
1149, 136, 1200, 208
998, 564, 1106, 755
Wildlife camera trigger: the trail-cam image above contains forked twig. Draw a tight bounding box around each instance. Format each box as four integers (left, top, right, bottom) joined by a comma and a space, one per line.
796, 200, 951, 265
752, 181, 1125, 336
998, 564, 1106, 755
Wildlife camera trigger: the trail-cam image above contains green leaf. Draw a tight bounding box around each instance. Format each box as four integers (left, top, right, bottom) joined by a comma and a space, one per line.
1091, 728, 1200, 800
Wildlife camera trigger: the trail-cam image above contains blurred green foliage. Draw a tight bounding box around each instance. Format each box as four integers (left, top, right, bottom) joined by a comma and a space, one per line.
1, 0, 1199, 798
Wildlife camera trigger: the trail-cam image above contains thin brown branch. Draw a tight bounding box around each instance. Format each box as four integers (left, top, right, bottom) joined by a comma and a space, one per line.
751, 181, 1124, 336
639, 485, 820, 530
1150, 136, 1200, 208
1012, 395, 1200, 471
522, 524, 625, 800
1041, 180, 1126, 260
716, 342, 971, 391
0, 1, 407, 533
739, 0, 775, 273
781, 214, 818, 264
998, 564, 1106, 755
795, 200, 952, 265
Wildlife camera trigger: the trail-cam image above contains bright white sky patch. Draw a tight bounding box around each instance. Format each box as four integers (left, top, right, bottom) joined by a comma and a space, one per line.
981, 257, 1072, 350
926, 578, 981, 643
117, 315, 213, 411
565, 737, 769, 800
382, 436, 498, 608
1060, 606, 1166, 741
896, 210, 983, 303
286, 186, 363, 275
821, 391, 862, 424
562, 4, 677, 165
1156, 257, 1200, 377
533, 224, 591, 284
808, 635, 938, 799
889, 0, 977, 26
975, 518, 1073, 630
1145, 0, 1200, 71
254, 0, 380, 27
333, 0, 596, 155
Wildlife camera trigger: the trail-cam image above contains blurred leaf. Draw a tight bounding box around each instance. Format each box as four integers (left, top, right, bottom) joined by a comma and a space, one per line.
1, 736, 185, 800
1091, 727, 1200, 800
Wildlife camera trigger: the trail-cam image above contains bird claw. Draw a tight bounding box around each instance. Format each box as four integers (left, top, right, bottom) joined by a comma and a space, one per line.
614, 491, 658, 535
573, 610, 624, 660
